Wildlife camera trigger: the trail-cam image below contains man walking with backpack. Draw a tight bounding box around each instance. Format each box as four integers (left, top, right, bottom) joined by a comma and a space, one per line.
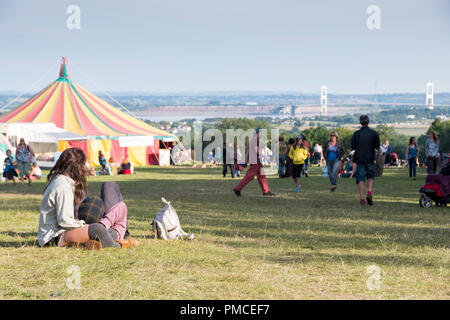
351, 115, 380, 205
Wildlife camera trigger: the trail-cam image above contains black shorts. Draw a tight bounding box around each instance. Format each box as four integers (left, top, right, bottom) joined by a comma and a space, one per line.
3, 169, 18, 180
314, 152, 321, 161
292, 164, 304, 178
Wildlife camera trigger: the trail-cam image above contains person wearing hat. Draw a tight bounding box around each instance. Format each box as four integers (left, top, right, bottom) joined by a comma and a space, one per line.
351, 115, 380, 205
233, 128, 275, 196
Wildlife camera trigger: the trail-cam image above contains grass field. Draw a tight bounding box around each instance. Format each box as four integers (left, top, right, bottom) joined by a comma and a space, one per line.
393, 127, 428, 137
0, 166, 448, 299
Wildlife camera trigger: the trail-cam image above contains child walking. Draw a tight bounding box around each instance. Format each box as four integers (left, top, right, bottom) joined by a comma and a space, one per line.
3, 150, 18, 186
288, 137, 308, 192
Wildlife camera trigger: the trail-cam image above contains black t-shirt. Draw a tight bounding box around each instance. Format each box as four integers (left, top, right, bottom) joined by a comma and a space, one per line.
122, 163, 131, 170
351, 126, 380, 164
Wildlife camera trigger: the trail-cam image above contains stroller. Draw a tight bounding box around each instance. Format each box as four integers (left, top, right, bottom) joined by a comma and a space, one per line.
419, 174, 450, 208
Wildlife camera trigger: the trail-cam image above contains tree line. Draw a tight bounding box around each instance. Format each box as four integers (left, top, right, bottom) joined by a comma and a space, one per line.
309, 107, 448, 126
284, 119, 449, 161
171, 117, 449, 162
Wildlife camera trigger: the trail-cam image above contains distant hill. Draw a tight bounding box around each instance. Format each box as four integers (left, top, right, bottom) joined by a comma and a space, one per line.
1, 92, 449, 112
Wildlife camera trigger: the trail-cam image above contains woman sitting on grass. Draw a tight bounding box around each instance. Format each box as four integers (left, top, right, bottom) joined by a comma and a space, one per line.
340, 157, 353, 178
30, 162, 42, 180
38, 148, 137, 249
98, 157, 116, 176
85, 160, 97, 176
119, 158, 132, 175
108, 157, 118, 175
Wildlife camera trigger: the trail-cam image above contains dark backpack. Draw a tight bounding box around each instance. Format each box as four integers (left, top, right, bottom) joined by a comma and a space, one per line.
440, 163, 450, 176
77, 197, 104, 224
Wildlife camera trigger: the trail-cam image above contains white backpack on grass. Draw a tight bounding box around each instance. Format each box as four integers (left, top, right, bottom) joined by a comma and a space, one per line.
152, 198, 195, 240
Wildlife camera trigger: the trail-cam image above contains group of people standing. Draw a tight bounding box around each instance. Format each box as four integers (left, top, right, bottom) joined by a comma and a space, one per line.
232, 115, 382, 205
279, 130, 350, 193
285, 116, 379, 205
279, 135, 311, 179
405, 132, 440, 180
97, 151, 133, 176
222, 142, 244, 179
231, 114, 443, 206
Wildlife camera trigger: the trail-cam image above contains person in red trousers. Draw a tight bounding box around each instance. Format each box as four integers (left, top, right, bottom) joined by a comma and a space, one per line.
233, 128, 275, 197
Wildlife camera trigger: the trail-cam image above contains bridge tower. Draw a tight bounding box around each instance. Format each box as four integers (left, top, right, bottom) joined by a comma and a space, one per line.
426, 82, 434, 110
320, 85, 327, 115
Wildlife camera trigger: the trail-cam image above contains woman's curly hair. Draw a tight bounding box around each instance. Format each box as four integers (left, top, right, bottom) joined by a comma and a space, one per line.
47, 148, 88, 207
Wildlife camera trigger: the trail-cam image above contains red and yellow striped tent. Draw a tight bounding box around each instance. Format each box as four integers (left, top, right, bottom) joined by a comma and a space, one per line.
0, 58, 174, 166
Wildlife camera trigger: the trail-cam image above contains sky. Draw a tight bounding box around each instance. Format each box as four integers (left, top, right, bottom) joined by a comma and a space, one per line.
0, 0, 449, 94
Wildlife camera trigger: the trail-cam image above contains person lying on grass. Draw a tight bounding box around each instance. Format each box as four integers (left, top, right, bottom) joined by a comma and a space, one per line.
37, 148, 138, 249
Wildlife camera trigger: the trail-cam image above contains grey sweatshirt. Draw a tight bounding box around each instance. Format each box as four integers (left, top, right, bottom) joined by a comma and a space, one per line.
425, 138, 439, 158
37, 175, 86, 247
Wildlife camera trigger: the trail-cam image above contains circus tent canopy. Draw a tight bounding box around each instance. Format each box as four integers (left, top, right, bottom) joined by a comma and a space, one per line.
0, 58, 175, 167
0, 57, 173, 139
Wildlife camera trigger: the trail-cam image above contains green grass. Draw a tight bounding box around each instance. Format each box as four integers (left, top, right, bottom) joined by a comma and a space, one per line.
0, 166, 448, 299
